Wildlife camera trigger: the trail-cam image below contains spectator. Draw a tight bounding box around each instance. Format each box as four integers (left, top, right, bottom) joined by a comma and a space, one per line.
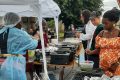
32, 19, 49, 76
33, 19, 49, 49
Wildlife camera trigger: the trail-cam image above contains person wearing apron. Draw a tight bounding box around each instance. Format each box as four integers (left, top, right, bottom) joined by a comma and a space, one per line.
0, 12, 39, 80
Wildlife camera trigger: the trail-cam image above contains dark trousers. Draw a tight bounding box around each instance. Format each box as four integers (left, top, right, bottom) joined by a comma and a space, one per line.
88, 55, 99, 69
34, 64, 42, 76
82, 40, 88, 60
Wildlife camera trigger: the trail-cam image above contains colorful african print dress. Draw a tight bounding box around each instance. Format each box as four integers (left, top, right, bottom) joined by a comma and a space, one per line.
96, 34, 120, 77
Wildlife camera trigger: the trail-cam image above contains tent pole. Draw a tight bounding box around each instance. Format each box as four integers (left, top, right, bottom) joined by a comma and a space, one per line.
54, 16, 59, 44
38, 8, 50, 80
31, 4, 50, 80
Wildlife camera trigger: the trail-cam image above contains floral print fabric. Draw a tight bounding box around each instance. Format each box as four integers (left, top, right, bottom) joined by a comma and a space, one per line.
96, 36, 120, 76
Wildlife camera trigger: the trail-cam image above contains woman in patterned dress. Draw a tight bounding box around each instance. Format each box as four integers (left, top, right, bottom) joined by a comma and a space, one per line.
86, 9, 120, 77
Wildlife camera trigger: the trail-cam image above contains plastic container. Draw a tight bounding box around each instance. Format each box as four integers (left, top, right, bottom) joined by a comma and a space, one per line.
79, 61, 94, 71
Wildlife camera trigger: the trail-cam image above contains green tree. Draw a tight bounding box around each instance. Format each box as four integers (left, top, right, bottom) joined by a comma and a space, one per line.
82, 0, 103, 11
54, 0, 103, 30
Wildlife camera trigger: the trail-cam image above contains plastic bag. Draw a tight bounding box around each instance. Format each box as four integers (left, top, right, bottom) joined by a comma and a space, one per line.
0, 56, 26, 80
111, 76, 120, 80
101, 74, 111, 80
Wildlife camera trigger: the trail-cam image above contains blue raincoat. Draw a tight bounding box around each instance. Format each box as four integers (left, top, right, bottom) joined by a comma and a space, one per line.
0, 26, 38, 80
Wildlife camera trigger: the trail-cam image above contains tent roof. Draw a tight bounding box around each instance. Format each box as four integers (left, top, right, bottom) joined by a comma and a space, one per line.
41, 0, 61, 17
103, 0, 119, 13
0, 0, 61, 17
0, 0, 39, 5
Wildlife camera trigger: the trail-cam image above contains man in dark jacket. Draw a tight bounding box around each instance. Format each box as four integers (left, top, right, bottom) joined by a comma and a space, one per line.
86, 11, 104, 68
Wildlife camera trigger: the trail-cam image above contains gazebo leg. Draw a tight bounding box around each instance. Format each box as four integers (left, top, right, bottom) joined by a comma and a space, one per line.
59, 66, 65, 80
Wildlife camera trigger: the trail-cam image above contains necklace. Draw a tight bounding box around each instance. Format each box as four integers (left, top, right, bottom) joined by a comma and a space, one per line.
105, 28, 116, 38
108, 27, 115, 34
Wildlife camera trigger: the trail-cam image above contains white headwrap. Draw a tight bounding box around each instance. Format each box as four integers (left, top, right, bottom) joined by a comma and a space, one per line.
3, 12, 21, 26
0, 12, 21, 34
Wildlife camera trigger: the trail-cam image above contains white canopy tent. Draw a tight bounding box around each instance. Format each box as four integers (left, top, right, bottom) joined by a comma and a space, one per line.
0, 0, 61, 80
0, 0, 61, 17
0, 0, 39, 5
102, 0, 120, 14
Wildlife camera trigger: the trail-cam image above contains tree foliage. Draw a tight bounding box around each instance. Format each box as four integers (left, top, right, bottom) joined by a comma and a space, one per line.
54, 0, 103, 29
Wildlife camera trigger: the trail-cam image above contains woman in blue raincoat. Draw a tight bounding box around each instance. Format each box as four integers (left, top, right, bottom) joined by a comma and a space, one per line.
0, 12, 39, 80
